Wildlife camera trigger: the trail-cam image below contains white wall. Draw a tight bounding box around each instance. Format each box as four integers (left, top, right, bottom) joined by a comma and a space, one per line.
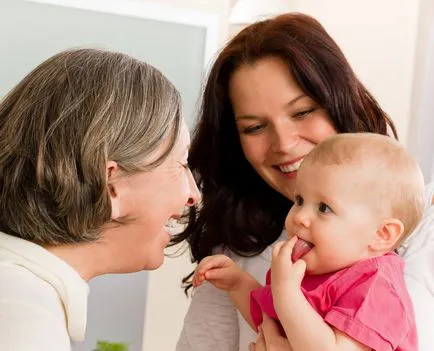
141, 0, 232, 45
142, 244, 194, 351
408, 0, 434, 182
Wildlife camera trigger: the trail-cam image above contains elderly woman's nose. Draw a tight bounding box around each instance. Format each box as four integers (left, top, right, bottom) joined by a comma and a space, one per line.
186, 170, 201, 206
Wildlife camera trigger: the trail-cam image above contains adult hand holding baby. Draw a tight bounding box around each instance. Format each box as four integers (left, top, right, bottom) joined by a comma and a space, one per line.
249, 315, 292, 351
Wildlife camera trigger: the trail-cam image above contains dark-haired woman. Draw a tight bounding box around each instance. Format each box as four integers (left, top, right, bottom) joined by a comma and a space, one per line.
175, 13, 434, 351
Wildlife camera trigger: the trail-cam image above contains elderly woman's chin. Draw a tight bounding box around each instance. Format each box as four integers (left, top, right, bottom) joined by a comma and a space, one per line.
142, 242, 167, 271
145, 256, 165, 271
102, 224, 170, 273
117, 248, 165, 273
135, 228, 171, 271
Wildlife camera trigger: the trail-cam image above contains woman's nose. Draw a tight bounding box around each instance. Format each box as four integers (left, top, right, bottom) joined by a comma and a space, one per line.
270, 121, 298, 153
186, 169, 201, 206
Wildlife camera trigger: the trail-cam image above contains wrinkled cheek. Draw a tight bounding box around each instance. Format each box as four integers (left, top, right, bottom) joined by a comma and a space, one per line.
181, 174, 191, 200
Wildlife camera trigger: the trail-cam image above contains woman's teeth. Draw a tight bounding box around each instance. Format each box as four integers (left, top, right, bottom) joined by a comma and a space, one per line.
279, 159, 303, 173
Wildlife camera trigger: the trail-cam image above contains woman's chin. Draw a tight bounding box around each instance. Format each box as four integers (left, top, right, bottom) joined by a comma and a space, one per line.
136, 252, 164, 271
125, 248, 166, 272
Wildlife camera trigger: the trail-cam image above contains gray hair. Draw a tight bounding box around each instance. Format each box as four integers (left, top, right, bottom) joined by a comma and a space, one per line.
0, 48, 181, 245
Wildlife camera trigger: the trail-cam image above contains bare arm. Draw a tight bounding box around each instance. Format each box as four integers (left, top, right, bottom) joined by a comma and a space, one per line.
278, 289, 370, 351
228, 272, 262, 330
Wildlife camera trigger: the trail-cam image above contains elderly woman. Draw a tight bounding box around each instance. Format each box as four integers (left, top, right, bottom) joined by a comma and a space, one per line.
0, 48, 200, 350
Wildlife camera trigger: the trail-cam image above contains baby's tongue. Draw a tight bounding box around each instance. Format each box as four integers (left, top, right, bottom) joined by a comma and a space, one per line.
291, 239, 314, 262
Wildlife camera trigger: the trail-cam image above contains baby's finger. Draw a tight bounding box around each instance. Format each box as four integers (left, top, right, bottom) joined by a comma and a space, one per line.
292, 259, 307, 283
198, 255, 229, 273
204, 267, 225, 281
278, 236, 298, 257
272, 240, 286, 258
192, 271, 202, 287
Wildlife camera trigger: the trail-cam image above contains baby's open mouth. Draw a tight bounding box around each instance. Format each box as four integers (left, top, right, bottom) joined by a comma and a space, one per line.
291, 238, 314, 262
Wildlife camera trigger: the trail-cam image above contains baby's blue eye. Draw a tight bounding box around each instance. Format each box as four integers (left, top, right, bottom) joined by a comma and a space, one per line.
318, 202, 332, 213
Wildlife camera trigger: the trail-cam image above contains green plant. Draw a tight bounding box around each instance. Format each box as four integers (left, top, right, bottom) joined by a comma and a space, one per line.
94, 340, 129, 351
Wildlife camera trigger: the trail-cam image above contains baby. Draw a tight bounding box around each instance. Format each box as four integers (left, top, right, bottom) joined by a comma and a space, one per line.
193, 133, 424, 351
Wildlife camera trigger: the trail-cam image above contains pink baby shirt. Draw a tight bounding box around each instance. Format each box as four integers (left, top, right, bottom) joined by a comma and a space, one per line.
250, 253, 417, 351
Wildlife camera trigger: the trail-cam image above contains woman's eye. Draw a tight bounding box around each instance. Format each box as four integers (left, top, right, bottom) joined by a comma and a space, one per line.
241, 124, 265, 135
293, 108, 315, 119
318, 202, 333, 214
294, 195, 304, 206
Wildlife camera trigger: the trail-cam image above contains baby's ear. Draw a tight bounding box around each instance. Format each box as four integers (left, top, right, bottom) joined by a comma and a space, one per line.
369, 219, 404, 252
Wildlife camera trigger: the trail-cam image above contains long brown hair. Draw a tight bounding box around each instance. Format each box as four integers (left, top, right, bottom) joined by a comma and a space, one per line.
172, 13, 397, 290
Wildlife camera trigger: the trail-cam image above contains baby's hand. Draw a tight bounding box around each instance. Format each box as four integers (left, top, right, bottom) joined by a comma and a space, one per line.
193, 254, 245, 292
271, 237, 307, 312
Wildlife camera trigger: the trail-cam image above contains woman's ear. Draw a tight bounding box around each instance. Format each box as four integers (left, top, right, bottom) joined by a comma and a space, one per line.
370, 219, 404, 252
107, 161, 121, 220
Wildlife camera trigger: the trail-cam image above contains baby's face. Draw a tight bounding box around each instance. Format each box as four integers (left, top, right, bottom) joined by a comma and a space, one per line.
285, 161, 381, 275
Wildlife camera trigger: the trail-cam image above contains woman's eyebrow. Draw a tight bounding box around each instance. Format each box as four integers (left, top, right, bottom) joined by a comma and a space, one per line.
286, 94, 307, 107
235, 114, 261, 121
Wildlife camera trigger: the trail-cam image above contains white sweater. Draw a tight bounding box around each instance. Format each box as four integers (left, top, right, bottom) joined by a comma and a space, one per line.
176, 183, 434, 351
0, 232, 89, 351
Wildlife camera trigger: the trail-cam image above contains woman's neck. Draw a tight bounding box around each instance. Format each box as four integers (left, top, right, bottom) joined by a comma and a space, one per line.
45, 240, 116, 282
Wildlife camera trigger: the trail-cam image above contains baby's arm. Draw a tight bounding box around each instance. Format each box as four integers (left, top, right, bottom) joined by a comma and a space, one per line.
278, 290, 370, 351
193, 254, 262, 329
271, 239, 371, 351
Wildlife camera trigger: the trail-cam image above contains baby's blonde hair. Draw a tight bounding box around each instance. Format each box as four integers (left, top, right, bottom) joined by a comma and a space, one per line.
304, 133, 424, 246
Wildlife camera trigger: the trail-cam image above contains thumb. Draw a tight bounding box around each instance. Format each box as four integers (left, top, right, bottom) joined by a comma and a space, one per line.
292, 259, 307, 284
